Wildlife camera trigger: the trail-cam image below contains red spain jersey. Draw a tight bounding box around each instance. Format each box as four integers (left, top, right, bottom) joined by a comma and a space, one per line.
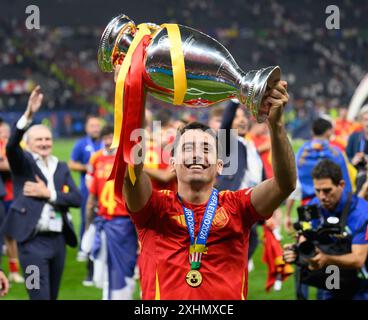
250, 133, 274, 179
144, 140, 177, 192
0, 139, 13, 201
89, 150, 128, 219
128, 188, 269, 300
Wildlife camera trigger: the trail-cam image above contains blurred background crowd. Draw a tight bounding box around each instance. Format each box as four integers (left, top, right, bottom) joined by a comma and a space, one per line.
1, 0, 367, 138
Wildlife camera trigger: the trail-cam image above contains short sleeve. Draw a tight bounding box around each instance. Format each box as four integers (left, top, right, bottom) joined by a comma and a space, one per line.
352, 221, 368, 245
226, 188, 270, 229
126, 189, 165, 229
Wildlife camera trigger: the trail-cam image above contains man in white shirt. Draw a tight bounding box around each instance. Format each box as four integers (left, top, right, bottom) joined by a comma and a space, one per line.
1, 86, 81, 299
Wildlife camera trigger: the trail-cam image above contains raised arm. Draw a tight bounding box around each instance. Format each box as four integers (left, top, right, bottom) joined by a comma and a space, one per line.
5, 125, 28, 174
144, 167, 176, 183
251, 81, 296, 217
123, 159, 153, 212
6, 86, 43, 174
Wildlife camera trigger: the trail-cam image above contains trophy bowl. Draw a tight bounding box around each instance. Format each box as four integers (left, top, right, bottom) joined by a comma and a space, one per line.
98, 14, 281, 122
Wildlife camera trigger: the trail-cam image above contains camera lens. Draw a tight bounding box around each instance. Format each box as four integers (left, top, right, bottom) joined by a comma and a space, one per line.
298, 241, 316, 259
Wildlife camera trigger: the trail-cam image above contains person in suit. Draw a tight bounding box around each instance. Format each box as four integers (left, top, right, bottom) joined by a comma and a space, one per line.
1, 85, 81, 300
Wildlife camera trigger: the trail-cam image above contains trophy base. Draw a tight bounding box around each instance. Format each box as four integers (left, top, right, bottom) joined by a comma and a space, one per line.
241, 66, 281, 123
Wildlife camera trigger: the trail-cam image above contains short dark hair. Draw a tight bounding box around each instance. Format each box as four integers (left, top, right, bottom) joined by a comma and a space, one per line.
172, 121, 219, 157
312, 159, 343, 185
100, 124, 114, 138
312, 118, 333, 136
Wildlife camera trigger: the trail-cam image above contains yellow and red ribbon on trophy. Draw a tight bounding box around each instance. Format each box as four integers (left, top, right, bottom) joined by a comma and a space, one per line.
161, 24, 187, 105
109, 23, 187, 200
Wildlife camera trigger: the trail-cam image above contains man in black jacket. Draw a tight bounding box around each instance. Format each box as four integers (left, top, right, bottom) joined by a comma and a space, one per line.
1, 86, 81, 300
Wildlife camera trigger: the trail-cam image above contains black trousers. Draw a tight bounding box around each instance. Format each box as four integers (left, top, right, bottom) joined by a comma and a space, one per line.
18, 233, 66, 300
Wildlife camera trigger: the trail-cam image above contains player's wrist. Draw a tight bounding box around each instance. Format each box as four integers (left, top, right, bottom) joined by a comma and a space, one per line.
268, 118, 284, 131
24, 108, 34, 119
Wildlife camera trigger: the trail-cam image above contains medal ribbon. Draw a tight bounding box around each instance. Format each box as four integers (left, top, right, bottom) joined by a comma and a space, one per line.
178, 189, 219, 270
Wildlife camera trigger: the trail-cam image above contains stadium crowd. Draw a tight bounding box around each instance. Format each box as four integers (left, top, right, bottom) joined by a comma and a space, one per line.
1, 0, 368, 138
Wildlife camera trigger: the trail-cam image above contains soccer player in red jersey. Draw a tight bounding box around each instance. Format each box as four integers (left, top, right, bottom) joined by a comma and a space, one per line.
121, 75, 296, 299
84, 124, 137, 300
143, 110, 177, 192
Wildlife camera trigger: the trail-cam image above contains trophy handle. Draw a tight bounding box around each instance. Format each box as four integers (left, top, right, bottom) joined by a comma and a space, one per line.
98, 14, 137, 72
241, 66, 281, 123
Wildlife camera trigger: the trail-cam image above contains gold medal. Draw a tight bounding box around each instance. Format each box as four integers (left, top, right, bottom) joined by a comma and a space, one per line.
186, 270, 202, 287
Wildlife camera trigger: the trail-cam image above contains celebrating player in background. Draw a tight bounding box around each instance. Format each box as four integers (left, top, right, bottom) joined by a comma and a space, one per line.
84, 124, 137, 300
122, 77, 296, 299
143, 109, 177, 192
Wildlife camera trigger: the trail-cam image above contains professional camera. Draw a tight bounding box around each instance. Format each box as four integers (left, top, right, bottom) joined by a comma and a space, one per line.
292, 203, 362, 297
293, 205, 350, 260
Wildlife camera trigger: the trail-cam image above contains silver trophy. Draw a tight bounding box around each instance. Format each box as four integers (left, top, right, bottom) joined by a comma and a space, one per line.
98, 14, 281, 122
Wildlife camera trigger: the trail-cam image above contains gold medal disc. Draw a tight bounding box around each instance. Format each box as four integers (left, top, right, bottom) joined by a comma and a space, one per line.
186, 270, 202, 287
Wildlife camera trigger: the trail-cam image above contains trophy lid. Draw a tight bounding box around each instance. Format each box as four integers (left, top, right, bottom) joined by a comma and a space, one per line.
98, 14, 136, 72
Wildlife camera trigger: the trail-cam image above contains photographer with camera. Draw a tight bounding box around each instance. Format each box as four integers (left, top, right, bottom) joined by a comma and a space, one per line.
283, 159, 368, 300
